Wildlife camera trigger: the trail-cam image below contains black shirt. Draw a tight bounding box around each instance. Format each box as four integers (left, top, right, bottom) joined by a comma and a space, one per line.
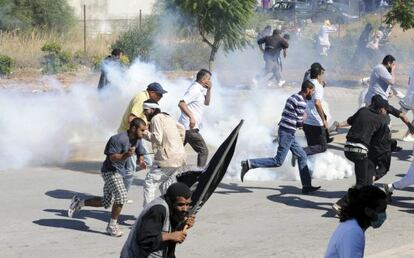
257, 34, 289, 58
346, 107, 388, 148
136, 205, 177, 258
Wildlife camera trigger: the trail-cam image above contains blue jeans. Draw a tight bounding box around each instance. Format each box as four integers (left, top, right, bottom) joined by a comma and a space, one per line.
249, 127, 312, 187
123, 156, 137, 192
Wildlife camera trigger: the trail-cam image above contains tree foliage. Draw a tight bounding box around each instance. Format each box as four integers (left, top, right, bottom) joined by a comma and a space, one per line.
165, 0, 257, 69
0, 0, 75, 31
385, 0, 414, 31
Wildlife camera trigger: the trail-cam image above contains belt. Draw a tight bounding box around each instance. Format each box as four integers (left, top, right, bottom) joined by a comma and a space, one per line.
344, 146, 368, 154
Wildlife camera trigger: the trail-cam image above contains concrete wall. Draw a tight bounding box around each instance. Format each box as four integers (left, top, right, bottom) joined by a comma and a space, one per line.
68, 0, 156, 20
67, 0, 155, 34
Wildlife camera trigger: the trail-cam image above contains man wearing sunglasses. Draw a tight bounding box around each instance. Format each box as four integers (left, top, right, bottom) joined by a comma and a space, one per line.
121, 182, 195, 258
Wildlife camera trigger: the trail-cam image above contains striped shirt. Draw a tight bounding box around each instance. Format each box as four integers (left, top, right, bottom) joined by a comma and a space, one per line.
279, 93, 307, 132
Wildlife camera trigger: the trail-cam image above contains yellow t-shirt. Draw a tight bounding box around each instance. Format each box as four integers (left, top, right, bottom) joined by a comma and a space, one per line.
118, 90, 149, 132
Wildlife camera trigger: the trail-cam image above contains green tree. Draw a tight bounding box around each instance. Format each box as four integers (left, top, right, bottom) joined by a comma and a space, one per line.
0, 0, 75, 31
385, 0, 414, 31
165, 0, 257, 70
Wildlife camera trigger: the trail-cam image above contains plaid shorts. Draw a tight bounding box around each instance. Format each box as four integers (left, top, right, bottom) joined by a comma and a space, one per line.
102, 171, 128, 209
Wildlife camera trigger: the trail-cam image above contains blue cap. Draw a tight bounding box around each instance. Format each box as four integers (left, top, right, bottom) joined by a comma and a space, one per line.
147, 82, 167, 94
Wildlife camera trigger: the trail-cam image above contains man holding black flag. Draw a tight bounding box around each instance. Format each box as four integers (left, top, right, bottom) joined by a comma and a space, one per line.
121, 182, 195, 258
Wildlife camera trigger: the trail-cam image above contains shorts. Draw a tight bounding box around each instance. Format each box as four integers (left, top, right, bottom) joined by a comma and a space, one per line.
102, 171, 128, 209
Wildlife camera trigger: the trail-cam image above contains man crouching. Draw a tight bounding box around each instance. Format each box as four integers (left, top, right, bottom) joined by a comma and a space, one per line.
121, 182, 195, 258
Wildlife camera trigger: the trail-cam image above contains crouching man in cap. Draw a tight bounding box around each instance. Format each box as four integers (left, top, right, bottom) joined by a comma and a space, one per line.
121, 182, 195, 258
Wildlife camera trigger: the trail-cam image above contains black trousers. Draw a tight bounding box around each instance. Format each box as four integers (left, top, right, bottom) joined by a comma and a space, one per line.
337, 150, 374, 207
184, 129, 209, 167
303, 124, 327, 156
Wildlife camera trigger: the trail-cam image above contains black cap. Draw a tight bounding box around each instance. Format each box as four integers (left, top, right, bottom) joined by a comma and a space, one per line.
371, 95, 389, 110
147, 82, 168, 94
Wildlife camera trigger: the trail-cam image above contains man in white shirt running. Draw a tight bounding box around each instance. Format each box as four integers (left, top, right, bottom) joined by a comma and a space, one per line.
178, 69, 212, 167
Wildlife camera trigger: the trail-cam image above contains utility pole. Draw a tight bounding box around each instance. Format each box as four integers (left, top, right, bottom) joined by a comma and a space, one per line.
83, 4, 87, 55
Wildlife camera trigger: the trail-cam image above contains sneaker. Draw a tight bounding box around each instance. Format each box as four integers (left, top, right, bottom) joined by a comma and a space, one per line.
328, 121, 340, 133
332, 203, 342, 216
291, 154, 297, 167
302, 185, 321, 194
68, 195, 82, 218
240, 160, 250, 182
383, 184, 393, 203
106, 223, 123, 237
403, 134, 414, 142
126, 199, 134, 204
327, 137, 334, 143
278, 80, 286, 87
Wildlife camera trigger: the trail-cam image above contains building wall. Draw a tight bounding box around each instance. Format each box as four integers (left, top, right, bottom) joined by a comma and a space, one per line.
68, 0, 156, 20
67, 0, 156, 34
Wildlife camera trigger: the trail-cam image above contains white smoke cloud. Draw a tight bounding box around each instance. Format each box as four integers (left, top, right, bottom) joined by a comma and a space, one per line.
0, 55, 353, 181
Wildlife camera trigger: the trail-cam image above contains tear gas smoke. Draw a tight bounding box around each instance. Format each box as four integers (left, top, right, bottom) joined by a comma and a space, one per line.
0, 56, 352, 181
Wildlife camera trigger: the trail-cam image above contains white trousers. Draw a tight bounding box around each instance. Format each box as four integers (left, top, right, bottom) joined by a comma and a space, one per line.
394, 158, 414, 190
143, 167, 177, 206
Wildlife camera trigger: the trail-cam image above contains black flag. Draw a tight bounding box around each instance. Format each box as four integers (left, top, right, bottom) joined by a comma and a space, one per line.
188, 120, 243, 215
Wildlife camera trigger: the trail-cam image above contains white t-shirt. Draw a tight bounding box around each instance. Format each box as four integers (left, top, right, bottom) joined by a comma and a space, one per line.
178, 82, 207, 130
364, 64, 393, 104
304, 79, 324, 126
325, 219, 365, 258
401, 65, 414, 110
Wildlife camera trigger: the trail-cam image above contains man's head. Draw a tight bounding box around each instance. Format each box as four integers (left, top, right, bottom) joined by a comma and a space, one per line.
273, 28, 282, 36
111, 48, 124, 59
301, 80, 315, 100
371, 95, 389, 115
264, 25, 272, 32
165, 182, 192, 224
143, 99, 161, 122
196, 69, 212, 88
129, 117, 147, 139
147, 82, 167, 102
310, 65, 325, 83
283, 34, 290, 41
382, 55, 396, 73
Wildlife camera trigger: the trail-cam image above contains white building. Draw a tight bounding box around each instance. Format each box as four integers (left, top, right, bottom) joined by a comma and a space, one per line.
67, 0, 156, 33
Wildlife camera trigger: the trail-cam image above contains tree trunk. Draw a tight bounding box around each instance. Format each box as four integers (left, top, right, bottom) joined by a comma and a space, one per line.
209, 45, 219, 71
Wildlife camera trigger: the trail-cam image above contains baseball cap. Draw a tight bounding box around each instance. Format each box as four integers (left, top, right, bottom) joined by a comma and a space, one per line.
147, 82, 168, 94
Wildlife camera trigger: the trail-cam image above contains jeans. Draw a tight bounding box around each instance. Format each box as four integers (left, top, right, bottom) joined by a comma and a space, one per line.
122, 155, 137, 192
184, 129, 209, 167
249, 127, 312, 187
303, 124, 327, 156
264, 54, 282, 82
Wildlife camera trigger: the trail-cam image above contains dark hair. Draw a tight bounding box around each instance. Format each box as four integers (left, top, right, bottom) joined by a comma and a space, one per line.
283, 34, 290, 40
111, 48, 123, 57
340, 185, 387, 228
130, 117, 146, 129
273, 29, 281, 35
301, 80, 315, 92
196, 69, 211, 82
310, 66, 323, 79
310, 62, 323, 70
382, 55, 395, 65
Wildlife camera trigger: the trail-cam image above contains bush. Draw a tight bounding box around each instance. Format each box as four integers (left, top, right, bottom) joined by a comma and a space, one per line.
41, 42, 75, 74
112, 16, 157, 62
0, 54, 15, 76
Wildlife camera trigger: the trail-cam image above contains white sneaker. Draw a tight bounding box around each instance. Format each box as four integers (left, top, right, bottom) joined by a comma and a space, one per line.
68, 195, 82, 218
278, 80, 286, 87
395, 90, 405, 99
403, 134, 414, 142
126, 199, 134, 204
106, 223, 123, 237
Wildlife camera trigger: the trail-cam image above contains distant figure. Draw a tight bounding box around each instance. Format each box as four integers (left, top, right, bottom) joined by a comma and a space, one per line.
257, 29, 289, 86
325, 185, 387, 258
97, 48, 124, 90
257, 25, 273, 51
352, 23, 373, 70
262, 0, 271, 9
398, 64, 414, 141
318, 20, 337, 56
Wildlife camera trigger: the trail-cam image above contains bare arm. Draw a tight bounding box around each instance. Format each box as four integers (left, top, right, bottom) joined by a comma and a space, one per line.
109, 148, 134, 162
179, 101, 196, 129
315, 99, 328, 128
